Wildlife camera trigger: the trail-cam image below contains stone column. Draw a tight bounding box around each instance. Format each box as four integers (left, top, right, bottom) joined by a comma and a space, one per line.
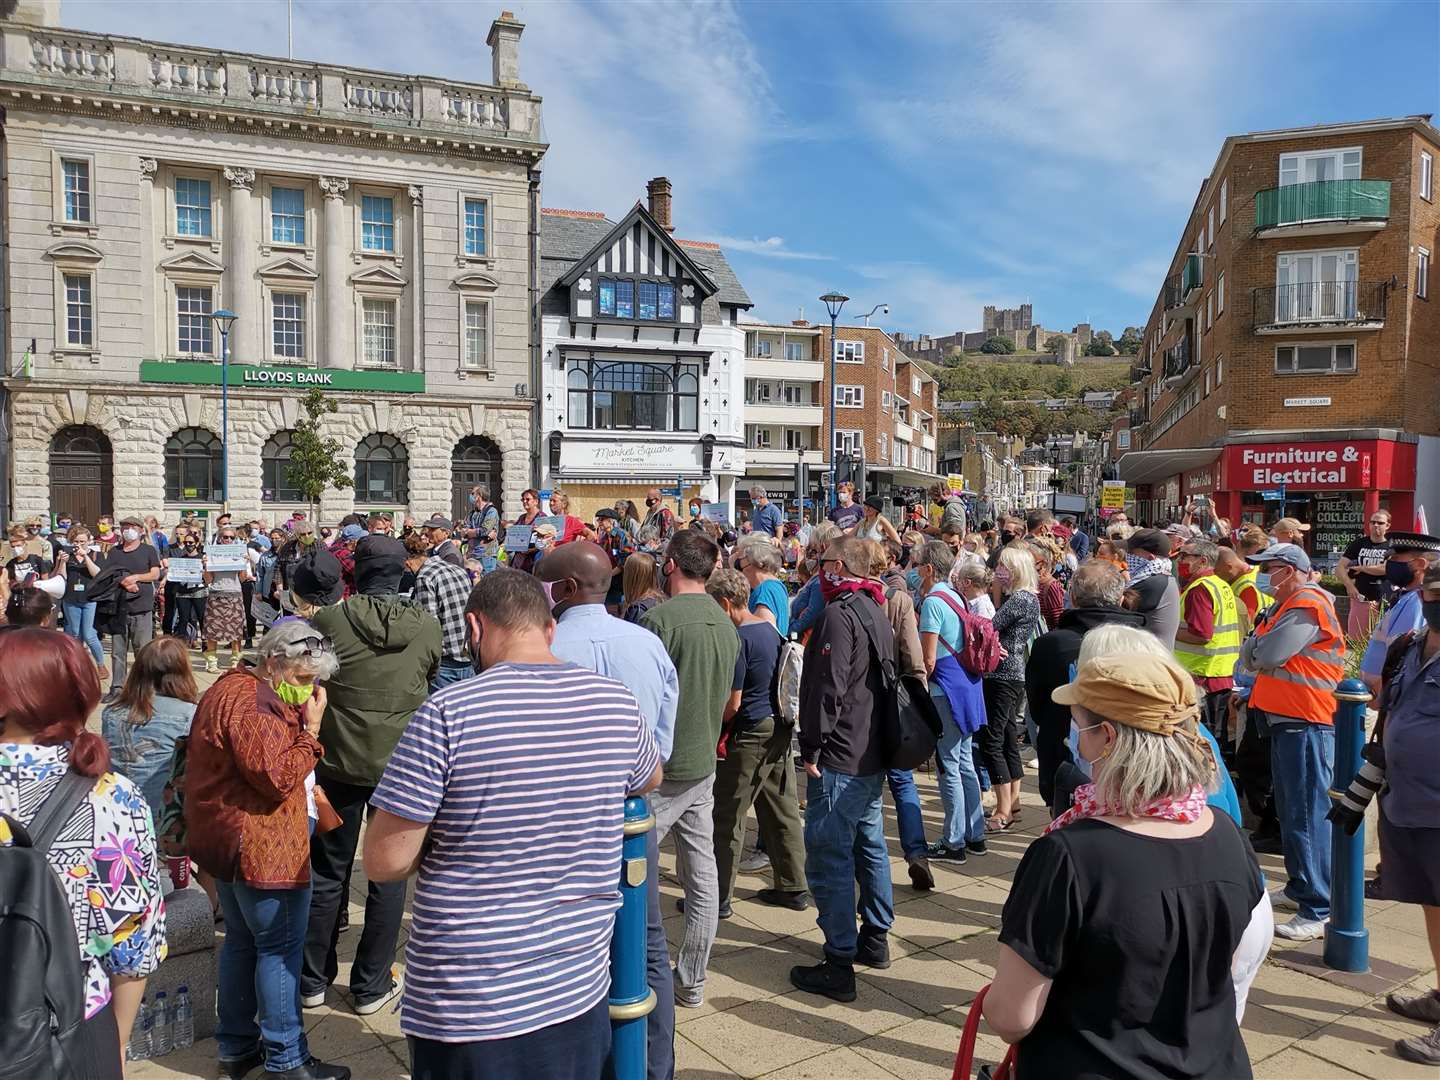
319, 176, 351, 368
407, 184, 423, 372
138, 158, 158, 358
223, 167, 256, 363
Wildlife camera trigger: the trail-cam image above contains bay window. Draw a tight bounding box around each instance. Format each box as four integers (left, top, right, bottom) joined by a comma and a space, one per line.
566, 358, 700, 432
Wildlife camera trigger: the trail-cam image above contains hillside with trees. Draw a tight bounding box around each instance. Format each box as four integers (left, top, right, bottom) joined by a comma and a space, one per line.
922, 355, 1131, 443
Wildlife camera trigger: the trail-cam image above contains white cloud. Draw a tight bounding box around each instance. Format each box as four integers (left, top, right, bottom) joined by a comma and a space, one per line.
704, 235, 833, 260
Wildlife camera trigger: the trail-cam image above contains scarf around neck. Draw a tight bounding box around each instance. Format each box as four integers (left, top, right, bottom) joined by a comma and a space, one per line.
820, 571, 886, 607
1045, 781, 1208, 835
1128, 555, 1172, 584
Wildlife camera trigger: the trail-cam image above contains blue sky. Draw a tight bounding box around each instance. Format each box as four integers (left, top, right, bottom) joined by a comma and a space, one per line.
60, 0, 1440, 335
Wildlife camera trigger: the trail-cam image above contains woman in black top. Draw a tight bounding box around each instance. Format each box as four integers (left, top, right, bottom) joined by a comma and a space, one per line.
60, 525, 107, 674
985, 652, 1263, 1080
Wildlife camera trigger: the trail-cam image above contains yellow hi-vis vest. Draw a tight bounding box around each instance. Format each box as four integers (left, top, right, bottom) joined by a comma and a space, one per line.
1175, 574, 1243, 678
1231, 567, 1275, 621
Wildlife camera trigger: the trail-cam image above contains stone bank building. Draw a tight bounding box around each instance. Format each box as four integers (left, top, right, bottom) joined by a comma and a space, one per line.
0, 2, 546, 526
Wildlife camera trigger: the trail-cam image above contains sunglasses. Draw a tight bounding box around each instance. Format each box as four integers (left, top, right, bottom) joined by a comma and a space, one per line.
277, 633, 334, 658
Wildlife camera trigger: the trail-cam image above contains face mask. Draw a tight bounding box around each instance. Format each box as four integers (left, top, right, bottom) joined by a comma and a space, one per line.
1176, 561, 1194, 585
689, 505, 700, 517
468, 493, 479, 506
274, 679, 315, 706
1386, 560, 1417, 588
10, 544, 24, 557
1423, 600, 1440, 633
1255, 571, 1273, 595
97, 523, 111, 534
993, 564, 1013, 590
646, 497, 658, 508
838, 493, 852, 506
999, 530, 1015, 545
121, 528, 141, 543
58, 521, 71, 530
299, 533, 316, 547
906, 568, 922, 593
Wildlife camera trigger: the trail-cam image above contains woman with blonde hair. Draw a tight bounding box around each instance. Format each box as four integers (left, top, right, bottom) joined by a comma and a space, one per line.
621, 551, 665, 624
984, 644, 1268, 1078
980, 545, 1042, 830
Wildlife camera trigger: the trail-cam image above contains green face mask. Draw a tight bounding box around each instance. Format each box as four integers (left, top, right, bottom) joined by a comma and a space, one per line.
299, 534, 317, 546
275, 679, 315, 706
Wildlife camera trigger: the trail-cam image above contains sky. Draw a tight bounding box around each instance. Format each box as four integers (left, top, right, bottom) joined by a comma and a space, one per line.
57, 0, 1440, 336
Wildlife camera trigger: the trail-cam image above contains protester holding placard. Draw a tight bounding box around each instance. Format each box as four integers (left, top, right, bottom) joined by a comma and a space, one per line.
202, 524, 254, 673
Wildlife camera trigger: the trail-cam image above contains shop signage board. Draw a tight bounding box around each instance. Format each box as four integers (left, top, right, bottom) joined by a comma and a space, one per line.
1222, 439, 1414, 493
139, 360, 426, 393
1313, 495, 1364, 556
559, 439, 706, 477
1284, 397, 1332, 408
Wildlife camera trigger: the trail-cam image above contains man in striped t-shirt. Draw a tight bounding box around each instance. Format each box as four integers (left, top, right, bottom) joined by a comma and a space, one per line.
365, 569, 663, 1077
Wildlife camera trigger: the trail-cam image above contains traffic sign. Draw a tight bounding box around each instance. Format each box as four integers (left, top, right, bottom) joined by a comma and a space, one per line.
659, 486, 683, 497
1261, 488, 1287, 502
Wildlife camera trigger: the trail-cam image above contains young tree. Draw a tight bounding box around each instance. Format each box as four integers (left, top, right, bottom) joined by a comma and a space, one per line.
285, 388, 353, 522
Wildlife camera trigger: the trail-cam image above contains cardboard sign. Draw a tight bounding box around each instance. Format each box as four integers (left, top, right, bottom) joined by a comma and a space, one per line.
535, 516, 566, 535
205, 543, 248, 572
1100, 481, 1126, 510
701, 502, 729, 523
503, 524, 534, 552
167, 557, 203, 584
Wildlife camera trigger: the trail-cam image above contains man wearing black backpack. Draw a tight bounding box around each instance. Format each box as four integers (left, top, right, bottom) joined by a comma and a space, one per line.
790, 537, 896, 1002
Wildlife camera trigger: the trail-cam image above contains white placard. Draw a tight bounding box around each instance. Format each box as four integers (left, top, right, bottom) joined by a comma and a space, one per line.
167, 557, 203, 584
205, 543, 248, 572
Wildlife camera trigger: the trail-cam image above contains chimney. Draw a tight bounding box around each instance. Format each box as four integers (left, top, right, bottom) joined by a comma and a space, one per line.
791, 319, 810, 328
486, 11, 527, 90
646, 177, 674, 233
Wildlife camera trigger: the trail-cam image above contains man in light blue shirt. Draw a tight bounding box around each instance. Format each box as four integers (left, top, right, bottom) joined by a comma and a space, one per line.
537, 543, 679, 1080
748, 486, 785, 539
1360, 534, 1437, 696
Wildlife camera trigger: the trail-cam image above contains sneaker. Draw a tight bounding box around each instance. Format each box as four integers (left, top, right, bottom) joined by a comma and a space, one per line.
1364, 877, 1386, 900
353, 974, 401, 1016
205, 656, 219, 673
673, 968, 704, 1008
300, 986, 328, 1009
1387, 988, 1440, 1024
1267, 888, 1299, 913
789, 958, 857, 1002
738, 848, 771, 873
1394, 1025, 1440, 1066
965, 840, 989, 856
218, 1049, 265, 1080
1273, 915, 1327, 941
336, 908, 350, 934
269, 1058, 352, 1080
907, 855, 935, 890
1249, 831, 1284, 856
926, 841, 968, 864
854, 929, 891, 970
756, 888, 811, 911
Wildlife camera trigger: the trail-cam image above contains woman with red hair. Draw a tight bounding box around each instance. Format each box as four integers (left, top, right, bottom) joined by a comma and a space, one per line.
0, 627, 167, 1076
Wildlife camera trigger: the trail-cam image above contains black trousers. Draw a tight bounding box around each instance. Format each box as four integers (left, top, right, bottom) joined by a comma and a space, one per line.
241, 578, 256, 643
980, 678, 1026, 785
174, 595, 206, 642
409, 997, 611, 1080
301, 778, 406, 1003
70, 1002, 122, 1079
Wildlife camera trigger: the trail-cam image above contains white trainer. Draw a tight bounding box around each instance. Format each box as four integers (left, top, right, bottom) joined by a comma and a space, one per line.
1274, 915, 1327, 942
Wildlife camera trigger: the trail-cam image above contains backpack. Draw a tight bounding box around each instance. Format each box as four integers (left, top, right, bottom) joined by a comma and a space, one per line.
929, 590, 1003, 676
0, 769, 97, 1080
850, 594, 942, 770
773, 638, 805, 727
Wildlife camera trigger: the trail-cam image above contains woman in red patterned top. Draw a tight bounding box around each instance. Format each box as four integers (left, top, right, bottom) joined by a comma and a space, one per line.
1028, 539, 1067, 631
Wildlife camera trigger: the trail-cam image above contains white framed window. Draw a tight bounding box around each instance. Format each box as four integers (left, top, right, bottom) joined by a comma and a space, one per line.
1206, 293, 1213, 330
834, 384, 864, 407
881, 349, 889, 371
63, 273, 93, 346
1218, 272, 1225, 314
912, 375, 922, 395
782, 382, 806, 405
751, 426, 771, 449
881, 390, 891, 412
175, 177, 213, 237
463, 196, 487, 258
1204, 368, 1212, 396
754, 337, 772, 357
833, 429, 863, 456
176, 286, 214, 355
784, 428, 807, 451
1220, 178, 1228, 222
1216, 355, 1224, 385
836, 340, 864, 362
464, 300, 490, 370
1207, 205, 1215, 248
1279, 147, 1361, 186
361, 194, 395, 252
1275, 248, 1358, 322
784, 341, 805, 361
62, 159, 91, 223
362, 298, 397, 367
1422, 151, 1434, 202
271, 293, 306, 360
271, 186, 306, 245
1275, 342, 1356, 375
1420, 247, 1431, 300
878, 432, 888, 459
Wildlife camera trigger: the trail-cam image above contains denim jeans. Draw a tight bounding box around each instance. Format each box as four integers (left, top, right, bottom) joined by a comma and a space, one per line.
651, 775, 718, 996
1269, 720, 1334, 920
62, 600, 105, 666
804, 769, 893, 960
885, 769, 928, 860
216, 880, 312, 1072
429, 658, 474, 692
933, 695, 986, 848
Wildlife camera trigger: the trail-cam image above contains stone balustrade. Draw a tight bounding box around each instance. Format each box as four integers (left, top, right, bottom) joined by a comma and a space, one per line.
1, 23, 540, 142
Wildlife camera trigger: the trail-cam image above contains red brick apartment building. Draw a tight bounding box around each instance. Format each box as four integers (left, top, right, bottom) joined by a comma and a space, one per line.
1114, 115, 1440, 557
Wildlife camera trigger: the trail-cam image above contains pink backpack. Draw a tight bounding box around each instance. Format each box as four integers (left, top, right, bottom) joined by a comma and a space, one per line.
930, 590, 1003, 676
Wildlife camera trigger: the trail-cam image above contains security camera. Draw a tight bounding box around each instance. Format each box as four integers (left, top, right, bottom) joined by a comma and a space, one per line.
882, 305, 890, 316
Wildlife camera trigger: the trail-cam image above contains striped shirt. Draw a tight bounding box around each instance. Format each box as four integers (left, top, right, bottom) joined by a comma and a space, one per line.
370, 660, 661, 1043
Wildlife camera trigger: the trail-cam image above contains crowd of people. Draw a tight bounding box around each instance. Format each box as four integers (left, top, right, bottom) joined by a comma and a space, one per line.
3, 480, 1440, 1079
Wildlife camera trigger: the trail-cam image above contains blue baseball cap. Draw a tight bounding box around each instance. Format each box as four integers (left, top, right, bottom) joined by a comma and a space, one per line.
1245, 542, 1311, 574
339, 524, 367, 542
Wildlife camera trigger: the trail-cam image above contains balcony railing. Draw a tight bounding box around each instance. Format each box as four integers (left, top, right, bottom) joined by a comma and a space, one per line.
1128, 407, 1148, 428
1250, 280, 1391, 332
1163, 339, 1191, 380
1181, 253, 1203, 296
1162, 271, 1184, 311
1254, 179, 1391, 233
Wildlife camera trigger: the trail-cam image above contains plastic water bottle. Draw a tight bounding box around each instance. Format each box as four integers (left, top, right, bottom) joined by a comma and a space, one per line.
172, 986, 194, 1050
151, 990, 172, 1056
127, 997, 151, 1061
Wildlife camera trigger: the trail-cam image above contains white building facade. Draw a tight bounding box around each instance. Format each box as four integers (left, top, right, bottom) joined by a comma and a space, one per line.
0, 5, 546, 526
740, 322, 824, 507
537, 180, 750, 520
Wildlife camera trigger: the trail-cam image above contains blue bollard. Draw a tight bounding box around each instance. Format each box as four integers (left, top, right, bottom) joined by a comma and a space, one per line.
1324, 677, 1371, 973
608, 796, 656, 1080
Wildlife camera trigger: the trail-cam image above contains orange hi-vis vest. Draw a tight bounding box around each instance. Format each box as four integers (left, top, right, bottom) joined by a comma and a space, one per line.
1249, 584, 1345, 726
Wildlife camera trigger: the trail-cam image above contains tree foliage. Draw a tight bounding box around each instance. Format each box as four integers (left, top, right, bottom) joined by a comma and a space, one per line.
1084, 339, 1118, 356
285, 388, 353, 517
1116, 329, 1143, 355
980, 336, 1016, 354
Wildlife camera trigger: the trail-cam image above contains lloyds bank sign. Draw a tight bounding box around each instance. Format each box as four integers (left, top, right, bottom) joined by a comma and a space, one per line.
139, 360, 425, 394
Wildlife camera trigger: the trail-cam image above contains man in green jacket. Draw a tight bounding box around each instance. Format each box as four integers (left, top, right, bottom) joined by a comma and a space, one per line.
295, 543, 442, 1016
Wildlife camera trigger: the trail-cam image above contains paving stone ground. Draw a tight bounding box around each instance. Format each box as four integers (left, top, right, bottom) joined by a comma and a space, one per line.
124, 665, 1435, 1078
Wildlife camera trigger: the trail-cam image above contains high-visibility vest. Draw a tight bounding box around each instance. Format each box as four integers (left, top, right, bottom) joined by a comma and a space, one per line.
1249, 584, 1346, 726
1230, 566, 1275, 635
1175, 574, 1244, 678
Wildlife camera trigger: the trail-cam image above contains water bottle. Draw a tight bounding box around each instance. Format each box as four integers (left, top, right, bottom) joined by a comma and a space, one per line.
151, 990, 173, 1056
127, 997, 151, 1061
172, 985, 194, 1050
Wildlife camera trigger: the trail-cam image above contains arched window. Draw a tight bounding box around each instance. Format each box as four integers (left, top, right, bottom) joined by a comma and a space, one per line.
164, 427, 222, 503
565, 358, 701, 432
261, 430, 299, 503
567, 366, 590, 428
354, 432, 407, 504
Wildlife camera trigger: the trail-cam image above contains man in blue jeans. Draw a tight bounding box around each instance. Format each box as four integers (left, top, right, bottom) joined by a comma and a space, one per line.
791, 537, 895, 1002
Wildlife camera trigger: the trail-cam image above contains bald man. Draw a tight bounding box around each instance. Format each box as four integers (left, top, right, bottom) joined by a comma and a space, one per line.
540, 542, 680, 1079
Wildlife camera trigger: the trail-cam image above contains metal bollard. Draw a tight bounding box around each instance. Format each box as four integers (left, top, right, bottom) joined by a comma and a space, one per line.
608, 796, 656, 1080
1324, 677, 1371, 973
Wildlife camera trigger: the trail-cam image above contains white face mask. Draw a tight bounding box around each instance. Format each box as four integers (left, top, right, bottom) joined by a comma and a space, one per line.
838, 493, 852, 506
121, 528, 141, 543
10, 544, 25, 557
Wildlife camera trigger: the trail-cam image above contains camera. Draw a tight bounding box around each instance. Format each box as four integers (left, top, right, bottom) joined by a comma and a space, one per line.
1326, 740, 1385, 836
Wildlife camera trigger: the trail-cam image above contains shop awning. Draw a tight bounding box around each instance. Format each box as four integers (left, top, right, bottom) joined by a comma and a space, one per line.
1116, 447, 1220, 486
875, 465, 945, 488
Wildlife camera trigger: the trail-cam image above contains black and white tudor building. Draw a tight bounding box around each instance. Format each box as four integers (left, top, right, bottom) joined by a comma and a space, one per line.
539, 178, 751, 515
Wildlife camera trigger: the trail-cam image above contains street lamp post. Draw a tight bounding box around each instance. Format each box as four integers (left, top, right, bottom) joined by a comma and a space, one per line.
209, 309, 238, 512
820, 292, 849, 513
